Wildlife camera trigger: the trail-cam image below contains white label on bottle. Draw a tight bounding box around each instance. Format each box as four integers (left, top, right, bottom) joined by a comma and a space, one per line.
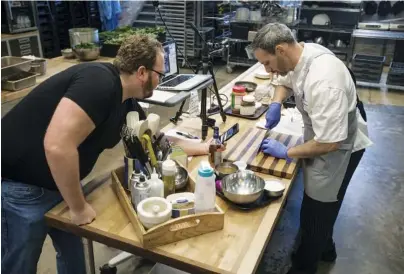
234, 96, 242, 108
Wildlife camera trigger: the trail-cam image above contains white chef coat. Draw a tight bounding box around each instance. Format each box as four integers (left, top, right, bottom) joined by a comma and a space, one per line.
273, 43, 373, 152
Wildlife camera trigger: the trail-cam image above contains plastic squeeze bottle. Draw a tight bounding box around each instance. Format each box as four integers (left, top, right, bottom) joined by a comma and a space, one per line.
194, 161, 216, 213
148, 168, 164, 198
162, 159, 176, 198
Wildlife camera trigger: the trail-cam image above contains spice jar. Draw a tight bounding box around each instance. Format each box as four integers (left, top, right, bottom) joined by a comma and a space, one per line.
231, 85, 247, 114
240, 95, 256, 116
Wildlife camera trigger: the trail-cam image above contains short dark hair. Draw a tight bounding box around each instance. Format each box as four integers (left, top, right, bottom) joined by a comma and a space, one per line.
251, 23, 296, 54
113, 34, 163, 74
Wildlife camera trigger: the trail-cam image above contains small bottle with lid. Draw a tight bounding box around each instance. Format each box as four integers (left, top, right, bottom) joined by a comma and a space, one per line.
194, 161, 216, 213
209, 127, 224, 168
162, 158, 176, 198
231, 85, 247, 114
148, 168, 164, 198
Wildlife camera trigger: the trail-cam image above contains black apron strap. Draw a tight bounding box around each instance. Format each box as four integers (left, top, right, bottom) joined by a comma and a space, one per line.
347, 67, 367, 122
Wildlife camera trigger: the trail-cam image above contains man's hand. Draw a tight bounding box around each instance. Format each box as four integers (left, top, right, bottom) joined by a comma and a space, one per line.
261, 138, 292, 162
265, 102, 281, 129
70, 202, 96, 226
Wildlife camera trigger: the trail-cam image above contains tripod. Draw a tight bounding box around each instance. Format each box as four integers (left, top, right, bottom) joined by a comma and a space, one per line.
170, 23, 227, 140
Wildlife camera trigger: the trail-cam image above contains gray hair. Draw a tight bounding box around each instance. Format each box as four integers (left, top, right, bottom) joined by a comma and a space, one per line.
251, 23, 296, 54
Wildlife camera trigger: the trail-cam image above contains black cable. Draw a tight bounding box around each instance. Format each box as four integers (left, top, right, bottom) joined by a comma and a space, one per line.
155, 6, 197, 74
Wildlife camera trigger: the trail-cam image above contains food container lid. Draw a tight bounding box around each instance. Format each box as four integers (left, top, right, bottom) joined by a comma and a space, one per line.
137, 197, 172, 218
243, 95, 255, 103
162, 159, 176, 175
232, 85, 246, 93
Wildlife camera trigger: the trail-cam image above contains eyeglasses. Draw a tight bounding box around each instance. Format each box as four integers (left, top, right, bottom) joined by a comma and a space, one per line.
149, 68, 165, 82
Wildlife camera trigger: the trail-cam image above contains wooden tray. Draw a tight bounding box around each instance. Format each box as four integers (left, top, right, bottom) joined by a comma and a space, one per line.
223, 127, 303, 179
224, 105, 269, 120
111, 167, 224, 249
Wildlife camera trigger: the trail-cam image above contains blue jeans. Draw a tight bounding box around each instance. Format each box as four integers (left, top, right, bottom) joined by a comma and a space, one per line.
1, 180, 86, 274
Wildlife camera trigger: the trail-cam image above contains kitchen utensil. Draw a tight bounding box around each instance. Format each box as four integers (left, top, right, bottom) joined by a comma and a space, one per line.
1, 70, 37, 91
142, 133, 158, 168
223, 127, 303, 179
69, 28, 99, 48
126, 111, 139, 129
235, 7, 250, 21
136, 120, 149, 139
335, 39, 346, 48
221, 170, 265, 204
378, 1, 392, 17
233, 161, 247, 171
264, 180, 286, 197
215, 162, 239, 179
30, 59, 47, 75
175, 164, 189, 190
250, 10, 262, 21
1, 56, 32, 80
312, 14, 331, 26
73, 47, 100, 61
137, 197, 172, 229
147, 113, 160, 137
314, 37, 324, 45
216, 188, 280, 210
224, 104, 269, 120
234, 81, 257, 92
61, 48, 75, 59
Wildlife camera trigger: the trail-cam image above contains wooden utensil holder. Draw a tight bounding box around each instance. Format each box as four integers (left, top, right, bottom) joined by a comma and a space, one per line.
111, 166, 224, 248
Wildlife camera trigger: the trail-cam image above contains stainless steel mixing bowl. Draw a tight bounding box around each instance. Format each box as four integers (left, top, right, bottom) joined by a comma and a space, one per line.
175, 165, 189, 190
221, 170, 265, 204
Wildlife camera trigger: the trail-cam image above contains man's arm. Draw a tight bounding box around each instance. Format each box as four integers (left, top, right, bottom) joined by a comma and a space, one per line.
272, 85, 291, 103
44, 97, 96, 225
287, 139, 340, 158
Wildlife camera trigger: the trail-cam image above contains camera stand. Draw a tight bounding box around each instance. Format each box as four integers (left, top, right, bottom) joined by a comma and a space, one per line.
170, 24, 226, 140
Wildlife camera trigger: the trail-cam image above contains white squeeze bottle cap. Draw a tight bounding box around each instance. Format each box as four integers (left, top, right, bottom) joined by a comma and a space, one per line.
162, 159, 176, 175
150, 168, 159, 180
198, 161, 214, 177
149, 168, 164, 198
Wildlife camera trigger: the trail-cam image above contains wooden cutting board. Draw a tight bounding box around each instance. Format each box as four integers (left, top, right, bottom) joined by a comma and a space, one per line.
223, 127, 303, 179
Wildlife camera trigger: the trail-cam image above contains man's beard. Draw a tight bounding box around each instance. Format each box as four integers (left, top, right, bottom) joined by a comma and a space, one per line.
143, 73, 154, 98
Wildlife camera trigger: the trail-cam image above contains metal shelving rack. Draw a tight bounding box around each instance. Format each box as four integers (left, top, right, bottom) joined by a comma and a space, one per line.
295, 1, 362, 64
226, 1, 300, 73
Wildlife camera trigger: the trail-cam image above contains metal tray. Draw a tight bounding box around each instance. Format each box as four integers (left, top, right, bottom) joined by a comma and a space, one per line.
224, 105, 269, 120
1, 56, 33, 81
2, 71, 37, 91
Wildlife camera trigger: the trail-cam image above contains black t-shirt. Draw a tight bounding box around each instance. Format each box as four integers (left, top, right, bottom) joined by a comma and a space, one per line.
1, 62, 145, 190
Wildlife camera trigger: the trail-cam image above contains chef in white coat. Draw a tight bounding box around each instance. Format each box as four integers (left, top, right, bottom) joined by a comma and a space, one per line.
251, 23, 372, 274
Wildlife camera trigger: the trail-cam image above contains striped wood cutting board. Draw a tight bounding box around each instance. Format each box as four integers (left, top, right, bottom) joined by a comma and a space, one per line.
223, 127, 303, 179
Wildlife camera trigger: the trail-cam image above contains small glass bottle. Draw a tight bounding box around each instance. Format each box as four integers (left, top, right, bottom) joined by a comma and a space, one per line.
209, 127, 224, 168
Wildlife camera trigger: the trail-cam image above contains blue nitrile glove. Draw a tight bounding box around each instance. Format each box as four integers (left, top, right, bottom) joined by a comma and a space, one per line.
261, 138, 292, 162
265, 102, 281, 129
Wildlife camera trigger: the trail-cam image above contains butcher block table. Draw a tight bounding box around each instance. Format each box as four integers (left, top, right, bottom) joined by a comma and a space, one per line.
45, 63, 301, 274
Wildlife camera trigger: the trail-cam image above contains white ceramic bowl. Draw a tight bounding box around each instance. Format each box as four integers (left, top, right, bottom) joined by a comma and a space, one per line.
264, 180, 286, 197
137, 197, 172, 229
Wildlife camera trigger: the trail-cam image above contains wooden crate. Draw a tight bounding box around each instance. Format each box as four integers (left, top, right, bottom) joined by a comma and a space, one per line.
111, 167, 224, 249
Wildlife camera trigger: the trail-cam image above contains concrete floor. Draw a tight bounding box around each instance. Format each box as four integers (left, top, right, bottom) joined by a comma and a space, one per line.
2, 63, 403, 274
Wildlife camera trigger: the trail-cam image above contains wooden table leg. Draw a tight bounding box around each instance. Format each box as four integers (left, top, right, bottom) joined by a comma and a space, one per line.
83, 238, 96, 274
